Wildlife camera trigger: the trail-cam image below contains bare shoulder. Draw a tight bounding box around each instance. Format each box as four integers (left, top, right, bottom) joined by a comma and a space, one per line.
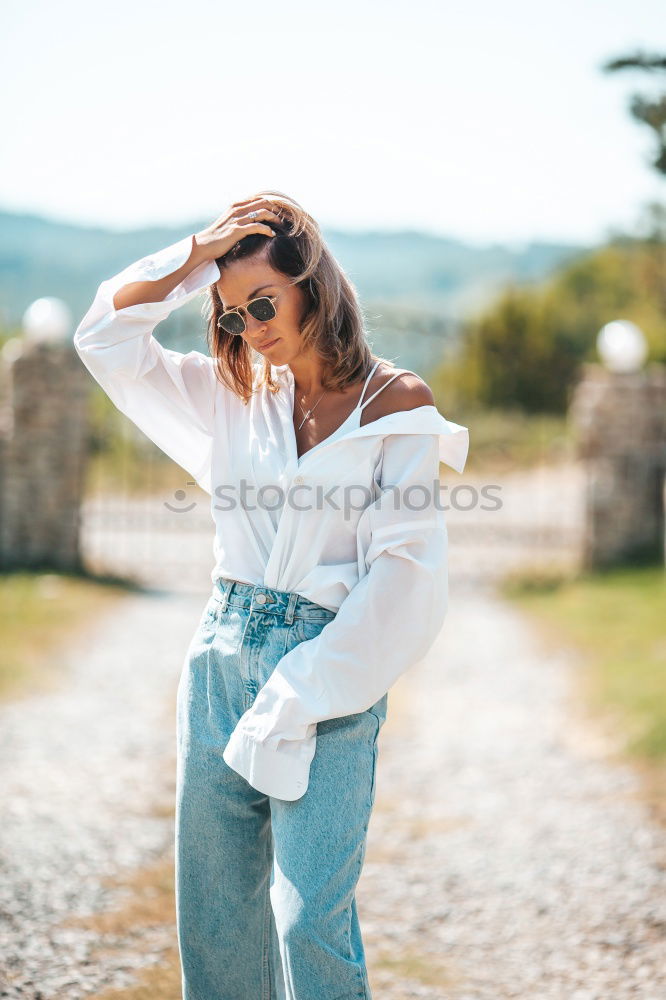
362, 362, 435, 421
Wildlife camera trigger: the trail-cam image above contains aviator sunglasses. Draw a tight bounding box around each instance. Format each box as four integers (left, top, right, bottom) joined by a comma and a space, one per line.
216, 286, 291, 336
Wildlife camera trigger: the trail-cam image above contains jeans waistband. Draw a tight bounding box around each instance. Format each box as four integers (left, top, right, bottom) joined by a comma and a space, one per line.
212, 577, 338, 625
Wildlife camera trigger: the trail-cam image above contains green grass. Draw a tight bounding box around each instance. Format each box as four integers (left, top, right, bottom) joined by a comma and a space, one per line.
0, 569, 139, 701
444, 405, 573, 473
501, 563, 666, 818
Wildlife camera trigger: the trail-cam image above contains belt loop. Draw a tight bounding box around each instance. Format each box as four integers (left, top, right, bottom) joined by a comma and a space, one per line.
285, 592, 298, 625
219, 578, 232, 611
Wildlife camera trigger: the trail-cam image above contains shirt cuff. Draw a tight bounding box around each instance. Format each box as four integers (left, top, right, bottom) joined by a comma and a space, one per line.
222, 727, 313, 801
101, 234, 221, 321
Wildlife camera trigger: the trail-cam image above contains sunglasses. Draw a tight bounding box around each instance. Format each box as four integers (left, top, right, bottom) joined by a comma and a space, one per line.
216, 287, 290, 336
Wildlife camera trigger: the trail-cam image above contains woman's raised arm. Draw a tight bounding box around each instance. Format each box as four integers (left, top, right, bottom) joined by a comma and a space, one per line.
73, 201, 284, 494
111, 234, 210, 311
73, 234, 223, 494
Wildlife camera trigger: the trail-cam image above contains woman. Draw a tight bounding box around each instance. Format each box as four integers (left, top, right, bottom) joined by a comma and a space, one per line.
73, 190, 469, 999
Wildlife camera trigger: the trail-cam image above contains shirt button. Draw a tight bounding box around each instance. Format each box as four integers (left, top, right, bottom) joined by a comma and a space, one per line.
294, 475, 304, 484
255, 593, 267, 604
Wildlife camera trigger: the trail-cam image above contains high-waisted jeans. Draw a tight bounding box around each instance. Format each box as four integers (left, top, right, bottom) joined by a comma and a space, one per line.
175, 576, 389, 1000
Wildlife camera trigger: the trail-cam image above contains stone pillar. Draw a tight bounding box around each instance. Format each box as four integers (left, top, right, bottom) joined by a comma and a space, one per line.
569, 363, 666, 569
0, 340, 89, 571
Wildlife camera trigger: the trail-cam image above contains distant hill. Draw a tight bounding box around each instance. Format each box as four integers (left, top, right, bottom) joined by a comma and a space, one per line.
0, 208, 591, 373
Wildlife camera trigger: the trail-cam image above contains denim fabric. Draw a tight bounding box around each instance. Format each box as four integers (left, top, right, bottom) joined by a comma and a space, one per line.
175, 576, 389, 1000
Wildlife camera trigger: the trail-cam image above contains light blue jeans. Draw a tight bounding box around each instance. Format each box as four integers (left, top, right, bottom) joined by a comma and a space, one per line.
175, 576, 388, 999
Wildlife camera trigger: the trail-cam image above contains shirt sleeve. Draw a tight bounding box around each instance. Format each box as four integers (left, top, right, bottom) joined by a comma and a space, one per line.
72, 234, 222, 495
222, 430, 456, 800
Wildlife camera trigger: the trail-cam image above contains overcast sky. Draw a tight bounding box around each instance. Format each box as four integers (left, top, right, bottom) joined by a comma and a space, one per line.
2, 0, 665, 247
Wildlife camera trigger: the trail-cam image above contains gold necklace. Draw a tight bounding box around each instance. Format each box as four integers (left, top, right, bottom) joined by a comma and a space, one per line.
296, 389, 326, 430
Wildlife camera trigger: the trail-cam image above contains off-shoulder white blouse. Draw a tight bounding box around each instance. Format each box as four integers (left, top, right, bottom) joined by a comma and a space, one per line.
73, 234, 470, 800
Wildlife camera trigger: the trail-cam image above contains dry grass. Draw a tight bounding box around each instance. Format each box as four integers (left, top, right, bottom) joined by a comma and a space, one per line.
0, 570, 136, 702
61, 846, 183, 999
374, 946, 462, 989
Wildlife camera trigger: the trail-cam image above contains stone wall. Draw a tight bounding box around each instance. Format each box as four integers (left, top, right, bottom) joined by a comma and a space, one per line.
0, 340, 89, 571
569, 363, 666, 568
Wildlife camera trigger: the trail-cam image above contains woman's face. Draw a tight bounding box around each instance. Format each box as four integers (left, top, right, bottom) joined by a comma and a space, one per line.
215, 250, 309, 364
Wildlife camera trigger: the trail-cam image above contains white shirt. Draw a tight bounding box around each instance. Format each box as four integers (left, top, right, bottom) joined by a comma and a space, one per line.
73, 234, 470, 800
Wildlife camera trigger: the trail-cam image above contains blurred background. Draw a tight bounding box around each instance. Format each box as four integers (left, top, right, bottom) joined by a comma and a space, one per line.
1, 1, 664, 997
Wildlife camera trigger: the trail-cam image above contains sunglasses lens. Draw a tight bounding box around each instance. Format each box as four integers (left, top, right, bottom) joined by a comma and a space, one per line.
247, 297, 277, 322
218, 312, 245, 335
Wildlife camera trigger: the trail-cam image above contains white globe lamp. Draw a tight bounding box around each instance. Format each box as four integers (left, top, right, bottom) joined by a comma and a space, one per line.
596, 319, 647, 373
22, 297, 72, 344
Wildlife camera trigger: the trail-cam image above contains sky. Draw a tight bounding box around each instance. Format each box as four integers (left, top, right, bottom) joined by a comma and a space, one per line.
2, 0, 665, 248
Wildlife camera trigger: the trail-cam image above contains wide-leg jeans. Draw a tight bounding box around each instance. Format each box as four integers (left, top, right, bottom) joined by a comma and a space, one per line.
175, 576, 388, 1000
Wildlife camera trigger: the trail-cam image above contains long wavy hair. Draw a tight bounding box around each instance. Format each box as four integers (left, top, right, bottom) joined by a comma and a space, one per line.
202, 190, 393, 403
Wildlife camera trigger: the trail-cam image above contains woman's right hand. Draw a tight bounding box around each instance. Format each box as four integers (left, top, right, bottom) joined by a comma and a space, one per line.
193, 197, 284, 262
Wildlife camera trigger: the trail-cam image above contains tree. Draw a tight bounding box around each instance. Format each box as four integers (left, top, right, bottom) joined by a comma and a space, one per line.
602, 50, 666, 176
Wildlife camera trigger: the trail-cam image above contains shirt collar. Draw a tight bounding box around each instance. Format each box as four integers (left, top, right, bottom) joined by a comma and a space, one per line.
269, 363, 469, 473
